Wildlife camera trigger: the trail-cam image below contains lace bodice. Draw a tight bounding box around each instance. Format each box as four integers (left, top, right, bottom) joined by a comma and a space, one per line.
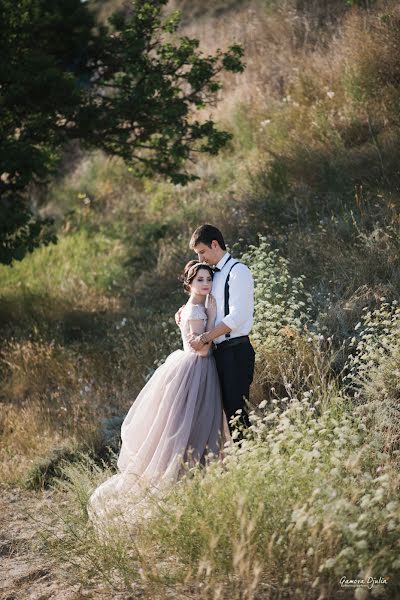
180, 303, 208, 353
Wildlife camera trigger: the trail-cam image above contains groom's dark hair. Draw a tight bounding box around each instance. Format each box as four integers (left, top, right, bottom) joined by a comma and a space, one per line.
189, 224, 226, 250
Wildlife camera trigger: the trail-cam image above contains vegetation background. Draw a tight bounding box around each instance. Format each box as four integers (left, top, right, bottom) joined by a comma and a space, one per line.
1, 0, 400, 599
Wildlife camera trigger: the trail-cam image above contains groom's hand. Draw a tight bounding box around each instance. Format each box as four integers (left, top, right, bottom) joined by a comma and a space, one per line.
175, 305, 185, 326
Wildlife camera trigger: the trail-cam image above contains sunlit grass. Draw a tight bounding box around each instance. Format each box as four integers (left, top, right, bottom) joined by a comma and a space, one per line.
36, 392, 400, 599
0, 228, 129, 299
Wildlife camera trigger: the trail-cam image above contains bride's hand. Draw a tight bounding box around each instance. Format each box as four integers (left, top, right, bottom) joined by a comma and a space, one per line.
205, 293, 217, 320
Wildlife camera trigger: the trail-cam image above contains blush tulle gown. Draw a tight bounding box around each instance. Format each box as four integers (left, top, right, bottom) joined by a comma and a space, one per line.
87, 303, 230, 528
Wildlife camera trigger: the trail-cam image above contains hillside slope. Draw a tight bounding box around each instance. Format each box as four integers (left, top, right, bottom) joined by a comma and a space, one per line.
1, 2, 400, 598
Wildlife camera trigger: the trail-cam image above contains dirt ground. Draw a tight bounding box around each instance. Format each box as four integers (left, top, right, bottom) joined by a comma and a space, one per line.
0, 485, 200, 600
0, 487, 127, 600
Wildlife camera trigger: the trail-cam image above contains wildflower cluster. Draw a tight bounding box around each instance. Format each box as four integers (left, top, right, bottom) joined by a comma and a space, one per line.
343, 299, 400, 461
241, 236, 314, 345
144, 394, 400, 597
343, 299, 400, 398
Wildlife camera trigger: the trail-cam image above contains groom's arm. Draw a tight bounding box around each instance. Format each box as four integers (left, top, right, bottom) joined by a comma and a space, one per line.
221, 264, 254, 331
175, 304, 186, 326
189, 264, 253, 351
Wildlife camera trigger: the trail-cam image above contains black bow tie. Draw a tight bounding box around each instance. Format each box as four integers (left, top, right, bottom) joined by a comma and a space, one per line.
212, 255, 232, 273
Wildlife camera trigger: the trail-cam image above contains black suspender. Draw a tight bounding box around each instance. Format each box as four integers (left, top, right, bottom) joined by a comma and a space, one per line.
224, 260, 239, 339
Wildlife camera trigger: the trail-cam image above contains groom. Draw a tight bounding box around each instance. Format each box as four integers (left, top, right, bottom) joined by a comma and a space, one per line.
187, 224, 255, 438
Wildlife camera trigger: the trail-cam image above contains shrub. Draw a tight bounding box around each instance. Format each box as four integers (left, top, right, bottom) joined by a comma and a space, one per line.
241, 235, 314, 343
343, 299, 400, 461
239, 236, 337, 404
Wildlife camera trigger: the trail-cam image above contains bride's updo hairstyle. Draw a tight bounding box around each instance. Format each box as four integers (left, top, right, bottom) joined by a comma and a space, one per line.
181, 260, 214, 294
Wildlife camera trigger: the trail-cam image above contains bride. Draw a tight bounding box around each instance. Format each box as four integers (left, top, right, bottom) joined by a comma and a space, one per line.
88, 260, 229, 526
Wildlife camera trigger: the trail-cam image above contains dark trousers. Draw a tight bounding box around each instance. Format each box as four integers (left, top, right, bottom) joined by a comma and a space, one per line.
213, 338, 255, 439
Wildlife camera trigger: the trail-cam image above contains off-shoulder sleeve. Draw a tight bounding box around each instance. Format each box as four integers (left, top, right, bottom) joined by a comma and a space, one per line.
186, 304, 207, 321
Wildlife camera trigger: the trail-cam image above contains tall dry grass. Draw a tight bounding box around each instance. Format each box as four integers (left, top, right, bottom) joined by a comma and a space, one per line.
36, 391, 400, 599
0, 179, 185, 485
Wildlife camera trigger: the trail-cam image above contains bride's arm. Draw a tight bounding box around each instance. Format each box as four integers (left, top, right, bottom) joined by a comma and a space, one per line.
206, 315, 216, 335
189, 319, 211, 357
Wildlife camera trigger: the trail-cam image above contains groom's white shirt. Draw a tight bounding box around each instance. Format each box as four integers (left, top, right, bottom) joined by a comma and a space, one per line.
212, 252, 254, 345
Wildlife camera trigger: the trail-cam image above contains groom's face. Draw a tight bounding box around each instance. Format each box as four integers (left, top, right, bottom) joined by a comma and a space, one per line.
194, 242, 219, 266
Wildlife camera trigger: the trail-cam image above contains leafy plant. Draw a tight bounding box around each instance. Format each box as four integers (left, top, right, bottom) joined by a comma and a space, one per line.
0, 0, 244, 264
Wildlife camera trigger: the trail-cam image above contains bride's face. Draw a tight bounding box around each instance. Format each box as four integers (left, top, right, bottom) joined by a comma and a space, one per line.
190, 268, 212, 297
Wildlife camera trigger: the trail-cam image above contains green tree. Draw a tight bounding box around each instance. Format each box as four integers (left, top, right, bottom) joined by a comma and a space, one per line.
0, 0, 244, 265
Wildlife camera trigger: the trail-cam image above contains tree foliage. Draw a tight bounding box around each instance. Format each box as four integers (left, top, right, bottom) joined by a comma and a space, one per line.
0, 0, 244, 265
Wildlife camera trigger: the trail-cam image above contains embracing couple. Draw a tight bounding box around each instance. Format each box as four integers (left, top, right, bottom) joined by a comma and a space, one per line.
88, 224, 255, 522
